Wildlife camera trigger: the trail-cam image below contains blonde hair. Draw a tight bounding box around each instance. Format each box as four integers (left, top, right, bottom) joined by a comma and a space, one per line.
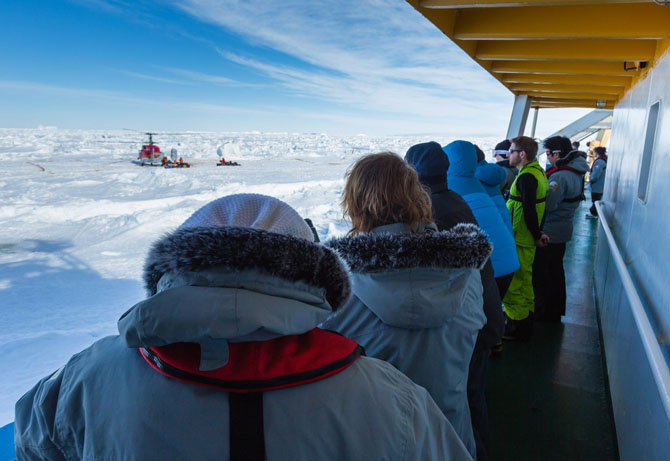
342, 152, 433, 234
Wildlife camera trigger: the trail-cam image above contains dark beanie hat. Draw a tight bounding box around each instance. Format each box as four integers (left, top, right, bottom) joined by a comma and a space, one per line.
495, 139, 511, 151
405, 141, 449, 184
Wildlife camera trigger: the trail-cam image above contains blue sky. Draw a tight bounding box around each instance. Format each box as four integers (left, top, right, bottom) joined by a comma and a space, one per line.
0, 0, 588, 136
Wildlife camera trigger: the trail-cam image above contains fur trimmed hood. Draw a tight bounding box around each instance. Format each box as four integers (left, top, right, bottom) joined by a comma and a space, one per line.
326, 223, 491, 273
323, 223, 489, 329
144, 226, 351, 310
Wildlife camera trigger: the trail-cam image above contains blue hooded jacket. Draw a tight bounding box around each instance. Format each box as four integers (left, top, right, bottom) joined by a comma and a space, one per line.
475, 160, 514, 235
322, 223, 491, 458
444, 141, 520, 277
14, 226, 472, 461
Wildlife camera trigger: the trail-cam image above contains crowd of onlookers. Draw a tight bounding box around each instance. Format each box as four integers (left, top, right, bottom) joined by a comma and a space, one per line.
13, 136, 606, 461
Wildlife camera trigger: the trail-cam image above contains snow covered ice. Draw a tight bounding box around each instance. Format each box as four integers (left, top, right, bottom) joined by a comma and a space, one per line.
0, 128, 499, 424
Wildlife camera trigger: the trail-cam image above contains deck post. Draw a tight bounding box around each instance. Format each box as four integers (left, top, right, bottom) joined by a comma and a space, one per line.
530, 107, 539, 138
506, 94, 531, 139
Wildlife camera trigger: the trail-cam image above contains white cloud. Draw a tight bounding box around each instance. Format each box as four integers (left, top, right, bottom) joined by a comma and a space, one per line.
117, 70, 195, 86
117, 67, 265, 88
175, 0, 512, 133
0, 80, 265, 116
161, 67, 265, 88
218, 50, 510, 129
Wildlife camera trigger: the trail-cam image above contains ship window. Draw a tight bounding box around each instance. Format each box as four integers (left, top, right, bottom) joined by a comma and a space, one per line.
638, 101, 660, 202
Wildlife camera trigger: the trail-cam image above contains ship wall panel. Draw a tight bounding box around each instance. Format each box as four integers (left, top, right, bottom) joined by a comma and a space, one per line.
595, 50, 670, 461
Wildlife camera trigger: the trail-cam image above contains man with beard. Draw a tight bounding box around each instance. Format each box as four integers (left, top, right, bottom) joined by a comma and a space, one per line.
502, 136, 549, 340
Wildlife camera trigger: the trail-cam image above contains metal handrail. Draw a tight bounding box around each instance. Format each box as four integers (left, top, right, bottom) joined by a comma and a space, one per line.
595, 200, 670, 421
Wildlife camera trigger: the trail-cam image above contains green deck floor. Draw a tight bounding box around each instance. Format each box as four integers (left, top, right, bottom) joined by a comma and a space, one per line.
487, 202, 619, 461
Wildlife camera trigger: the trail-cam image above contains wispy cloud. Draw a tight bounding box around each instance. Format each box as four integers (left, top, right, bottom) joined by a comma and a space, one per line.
161, 67, 265, 88
117, 67, 262, 88
117, 70, 195, 86
175, 0, 512, 133
0, 80, 267, 116
218, 50, 508, 125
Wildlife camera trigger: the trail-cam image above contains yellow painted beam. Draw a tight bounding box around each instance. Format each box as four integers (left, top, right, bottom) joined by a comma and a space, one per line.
405, 1, 458, 36
491, 61, 639, 76
420, 0, 654, 8
657, 39, 670, 60
501, 74, 631, 87
476, 40, 657, 61
453, 4, 670, 40
521, 91, 619, 100
508, 83, 623, 95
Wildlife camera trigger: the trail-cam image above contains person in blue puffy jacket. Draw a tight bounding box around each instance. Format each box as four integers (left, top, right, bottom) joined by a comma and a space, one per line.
475, 145, 514, 236
14, 193, 472, 461
445, 140, 520, 297
322, 152, 491, 459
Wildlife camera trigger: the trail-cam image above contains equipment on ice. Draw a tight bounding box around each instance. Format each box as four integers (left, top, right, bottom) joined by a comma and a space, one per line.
163, 156, 190, 168
217, 141, 241, 166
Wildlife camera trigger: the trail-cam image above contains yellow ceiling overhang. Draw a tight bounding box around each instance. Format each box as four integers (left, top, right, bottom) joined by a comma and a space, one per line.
406, 0, 670, 109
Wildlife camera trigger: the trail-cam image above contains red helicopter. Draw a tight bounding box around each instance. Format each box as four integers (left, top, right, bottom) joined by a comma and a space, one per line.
138, 133, 163, 166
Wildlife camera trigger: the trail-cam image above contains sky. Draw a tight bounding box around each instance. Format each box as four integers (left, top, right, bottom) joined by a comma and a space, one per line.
0, 0, 590, 137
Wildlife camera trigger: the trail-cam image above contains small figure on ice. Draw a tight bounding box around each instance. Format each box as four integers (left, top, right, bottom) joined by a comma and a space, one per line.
216, 141, 241, 166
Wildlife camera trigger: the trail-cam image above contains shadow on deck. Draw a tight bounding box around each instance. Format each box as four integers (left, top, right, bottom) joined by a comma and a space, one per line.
487, 201, 619, 460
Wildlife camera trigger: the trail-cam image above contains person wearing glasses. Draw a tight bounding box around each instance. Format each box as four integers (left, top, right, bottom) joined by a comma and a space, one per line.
502, 136, 550, 341
533, 136, 589, 322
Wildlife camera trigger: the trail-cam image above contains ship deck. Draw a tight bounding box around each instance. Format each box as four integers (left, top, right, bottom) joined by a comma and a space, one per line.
487, 198, 619, 460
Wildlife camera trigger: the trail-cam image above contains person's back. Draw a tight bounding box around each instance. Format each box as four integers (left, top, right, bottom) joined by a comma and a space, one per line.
17, 338, 460, 460
476, 158, 514, 235
588, 147, 608, 216
445, 140, 520, 279
544, 150, 589, 242
404, 142, 504, 349
323, 223, 489, 458
589, 154, 607, 194
321, 152, 490, 458
15, 194, 470, 461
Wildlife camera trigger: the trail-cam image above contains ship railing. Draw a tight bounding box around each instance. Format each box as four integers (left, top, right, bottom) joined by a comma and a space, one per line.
595, 200, 670, 422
